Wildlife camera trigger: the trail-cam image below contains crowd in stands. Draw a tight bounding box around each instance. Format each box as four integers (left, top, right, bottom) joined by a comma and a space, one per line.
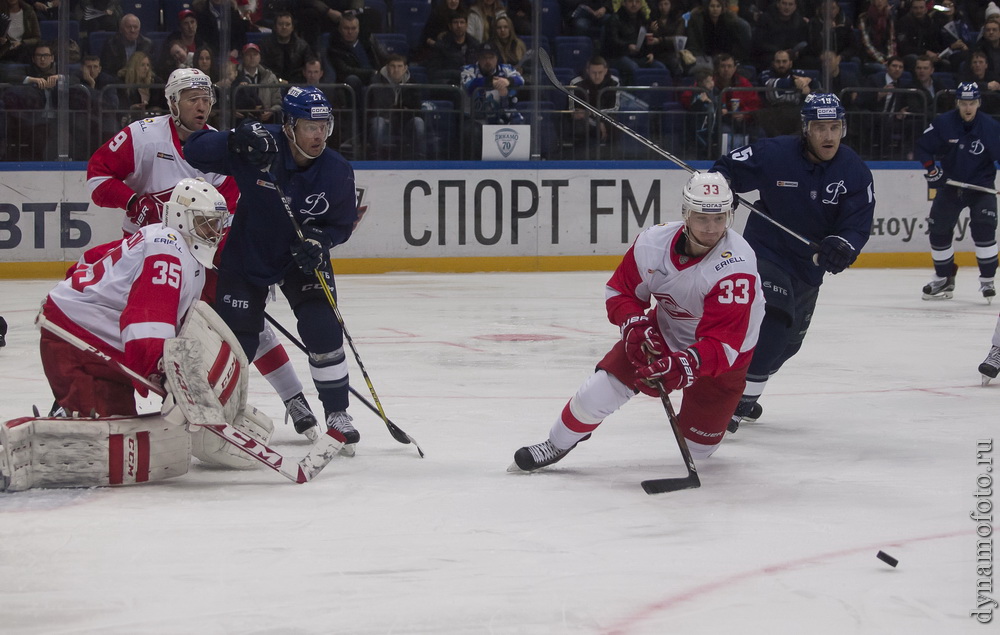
0, 0, 999, 161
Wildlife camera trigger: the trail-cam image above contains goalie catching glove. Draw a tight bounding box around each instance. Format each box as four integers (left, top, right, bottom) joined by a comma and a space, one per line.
290, 224, 332, 274
637, 350, 698, 393
620, 314, 667, 368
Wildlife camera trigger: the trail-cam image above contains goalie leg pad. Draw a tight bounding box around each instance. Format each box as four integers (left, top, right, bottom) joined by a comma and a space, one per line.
1, 415, 191, 492
191, 405, 275, 470
175, 300, 249, 424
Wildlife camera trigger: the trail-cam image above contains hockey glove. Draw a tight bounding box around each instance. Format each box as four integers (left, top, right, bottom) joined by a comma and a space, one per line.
637, 350, 697, 392
229, 120, 278, 171
621, 315, 667, 369
816, 235, 856, 274
290, 225, 332, 274
126, 193, 164, 227
924, 166, 943, 184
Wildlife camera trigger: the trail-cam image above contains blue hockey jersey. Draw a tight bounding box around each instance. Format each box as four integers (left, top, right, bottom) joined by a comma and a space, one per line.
914, 109, 1000, 189
712, 135, 875, 287
185, 125, 358, 286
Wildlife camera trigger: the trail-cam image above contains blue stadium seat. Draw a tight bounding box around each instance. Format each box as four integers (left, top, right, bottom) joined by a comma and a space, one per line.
393, 0, 432, 52
553, 66, 575, 85
161, 0, 193, 32
375, 32, 410, 57
521, 36, 549, 54
86, 30, 115, 56
245, 31, 267, 46
408, 64, 428, 84
554, 36, 592, 75
366, 0, 389, 32
632, 67, 672, 87
539, 0, 561, 42
839, 61, 860, 77
39, 20, 80, 44
933, 71, 958, 90
147, 31, 170, 57
515, 100, 558, 158
422, 99, 461, 159
122, 0, 163, 32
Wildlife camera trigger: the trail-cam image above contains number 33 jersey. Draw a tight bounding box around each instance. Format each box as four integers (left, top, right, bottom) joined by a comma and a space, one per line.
606, 222, 765, 377
44, 225, 206, 380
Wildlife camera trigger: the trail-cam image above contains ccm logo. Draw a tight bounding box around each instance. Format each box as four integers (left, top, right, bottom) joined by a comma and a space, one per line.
126, 437, 137, 477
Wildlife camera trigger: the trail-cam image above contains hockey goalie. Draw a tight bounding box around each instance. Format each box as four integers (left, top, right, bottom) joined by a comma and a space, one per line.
1, 179, 282, 492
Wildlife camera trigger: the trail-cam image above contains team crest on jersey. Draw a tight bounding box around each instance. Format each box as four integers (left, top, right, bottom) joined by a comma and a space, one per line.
652, 293, 697, 320
822, 180, 848, 204
156, 152, 175, 161
970, 139, 985, 155
300, 192, 329, 216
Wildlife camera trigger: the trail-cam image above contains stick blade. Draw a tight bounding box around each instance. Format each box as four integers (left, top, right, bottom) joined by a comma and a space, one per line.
641, 474, 701, 495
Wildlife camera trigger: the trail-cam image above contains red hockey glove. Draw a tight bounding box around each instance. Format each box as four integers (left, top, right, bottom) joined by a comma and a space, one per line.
637, 351, 697, 392
620, 315, 667, 368
126, 193, 164, 228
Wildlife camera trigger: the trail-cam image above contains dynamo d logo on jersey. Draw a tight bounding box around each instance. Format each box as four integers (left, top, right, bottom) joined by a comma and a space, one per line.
493, 128, 520, 158
300, 192, 329, 216
822, 180, 848, 205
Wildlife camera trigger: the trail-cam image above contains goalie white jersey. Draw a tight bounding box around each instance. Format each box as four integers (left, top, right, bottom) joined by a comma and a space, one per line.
43, 225, 207, 381
605, 222, 765, 376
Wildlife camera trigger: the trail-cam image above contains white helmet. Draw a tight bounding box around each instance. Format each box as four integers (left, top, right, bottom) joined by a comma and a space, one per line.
163, 178, 229, 268
165, 68, 216, 125
681, 172, 735, 225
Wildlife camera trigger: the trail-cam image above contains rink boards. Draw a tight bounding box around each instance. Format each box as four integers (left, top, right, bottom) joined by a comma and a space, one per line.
0, 161, 977, 277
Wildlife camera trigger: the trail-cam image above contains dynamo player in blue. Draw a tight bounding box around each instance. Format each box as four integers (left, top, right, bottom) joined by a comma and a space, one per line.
184, 86, 362, 452
711, 93, 876, 433
914, 82, 1000, 302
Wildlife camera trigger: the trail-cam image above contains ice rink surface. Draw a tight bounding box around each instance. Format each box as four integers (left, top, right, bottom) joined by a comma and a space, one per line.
0, 267, 996, 634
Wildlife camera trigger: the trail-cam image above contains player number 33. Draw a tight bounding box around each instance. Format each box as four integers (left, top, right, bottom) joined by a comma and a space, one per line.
717, 278, 751, 304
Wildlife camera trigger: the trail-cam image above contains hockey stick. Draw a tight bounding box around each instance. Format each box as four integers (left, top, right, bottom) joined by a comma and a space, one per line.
36, 314, 345, 484
945, 179, 1000, 195
535, 48, 821, 254
262, 310, 415, 439
267, 174, 425, 458
640, 384, 701, 494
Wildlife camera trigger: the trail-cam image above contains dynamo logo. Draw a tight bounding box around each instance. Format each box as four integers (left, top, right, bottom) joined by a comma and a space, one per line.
493, 128, 520, 158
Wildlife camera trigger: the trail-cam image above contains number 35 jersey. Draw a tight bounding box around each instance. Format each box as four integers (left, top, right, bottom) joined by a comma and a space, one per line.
606, 222, 765, 377
43, 225, 206, 380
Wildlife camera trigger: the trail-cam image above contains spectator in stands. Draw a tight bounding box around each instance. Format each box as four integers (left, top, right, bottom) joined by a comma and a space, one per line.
193, 45, 219, 81
859, 55, 913, 159
818, 49, 860, 109
897, 0, 947, 72
490, 12, 525, 69
468, 0, 506, 42
1, 0, 40, 63
117, 50, 165, 120
31, 0, 58, 21
751, 0, 809, 72
907, 54, 951, 118
860, 55, 906, 112
685, 0, 748, 74
232, 42, 282, 122
193, 0, 248, 60
261, 11, 312, 82
159, 40, 193, 80
463, 41, 522, 121
79, 54, 118, 95
327, 10, 387, 96
427, 10, 480, 85
79, 54, 120, 155
857, 0, 897, 73
960, 50, 1000, 114
368, 54, 427, 160
416, 0, 469, 63
506, 0, 531, 36
756, 48, 817, 135
563, 0, 613, 40
936, 0, 973, 71
682, 69, 718, 154
800, 0, 854, 71
714, 52, 760, 150
569, 55, 620, 145
166, 9, 207, 58
14, 41, 65, 159
291, 54, 330, 84
100, 13, 152, 79
605, 0, 667, 85
646, 0, 687, 79
79, 0, 121, 34
976, 17, 1000, 77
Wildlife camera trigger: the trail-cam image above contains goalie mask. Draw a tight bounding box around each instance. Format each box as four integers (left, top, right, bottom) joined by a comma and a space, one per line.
163, 178, 229, 268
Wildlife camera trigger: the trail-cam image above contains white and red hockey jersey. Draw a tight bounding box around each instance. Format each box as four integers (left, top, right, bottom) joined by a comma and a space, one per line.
606, 222, 765, 377
87, 115, 240, 235
44, 225, 207, 382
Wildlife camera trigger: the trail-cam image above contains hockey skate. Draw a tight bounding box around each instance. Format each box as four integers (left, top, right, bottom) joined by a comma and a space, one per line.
0, 315, 6, 347
979, 346, 1000, 386
508, 434, 590, 472
326, 411, 359, 456
284, 392, 318, 441
727, 401, 763, 433
980, 279, 996, 304
922, 276, 955, 300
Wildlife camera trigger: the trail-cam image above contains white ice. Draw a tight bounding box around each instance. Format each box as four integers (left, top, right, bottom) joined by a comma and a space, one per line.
0, 268, 996, 634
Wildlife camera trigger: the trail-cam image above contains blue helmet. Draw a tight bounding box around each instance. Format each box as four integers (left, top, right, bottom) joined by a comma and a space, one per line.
281, 85, 334, 138
956, 82, 981, 101
801, 93, 846, 137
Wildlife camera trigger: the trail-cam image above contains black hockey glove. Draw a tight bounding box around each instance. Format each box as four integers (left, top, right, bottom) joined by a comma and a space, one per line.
290, 225, 332, 274
816, 235, 856, 274
924, 166, 943, 184
229, 120, 278, 171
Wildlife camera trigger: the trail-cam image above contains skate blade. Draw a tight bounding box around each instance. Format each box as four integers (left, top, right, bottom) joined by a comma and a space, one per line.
921, 291, 954, 300
983, 375, 994, 386
302, 426, 319, 442
339, 443, 356, 457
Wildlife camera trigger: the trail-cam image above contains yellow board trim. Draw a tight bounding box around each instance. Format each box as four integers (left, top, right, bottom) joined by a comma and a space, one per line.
0, 252, 980, 279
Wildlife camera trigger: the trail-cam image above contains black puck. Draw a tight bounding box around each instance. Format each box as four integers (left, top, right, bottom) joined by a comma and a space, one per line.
876, 550, 898, 567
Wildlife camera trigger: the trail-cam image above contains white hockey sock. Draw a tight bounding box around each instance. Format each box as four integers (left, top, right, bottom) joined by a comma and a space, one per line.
743, 377, 768, 400
549, 371, 634, 450
253, 326, 303, 401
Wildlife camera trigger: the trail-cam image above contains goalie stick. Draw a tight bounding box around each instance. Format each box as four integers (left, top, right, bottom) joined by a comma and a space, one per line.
267, 174, 425, 458
640, 383, 701, 494
36, 314, 345, 484
534, 48, 821, 256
